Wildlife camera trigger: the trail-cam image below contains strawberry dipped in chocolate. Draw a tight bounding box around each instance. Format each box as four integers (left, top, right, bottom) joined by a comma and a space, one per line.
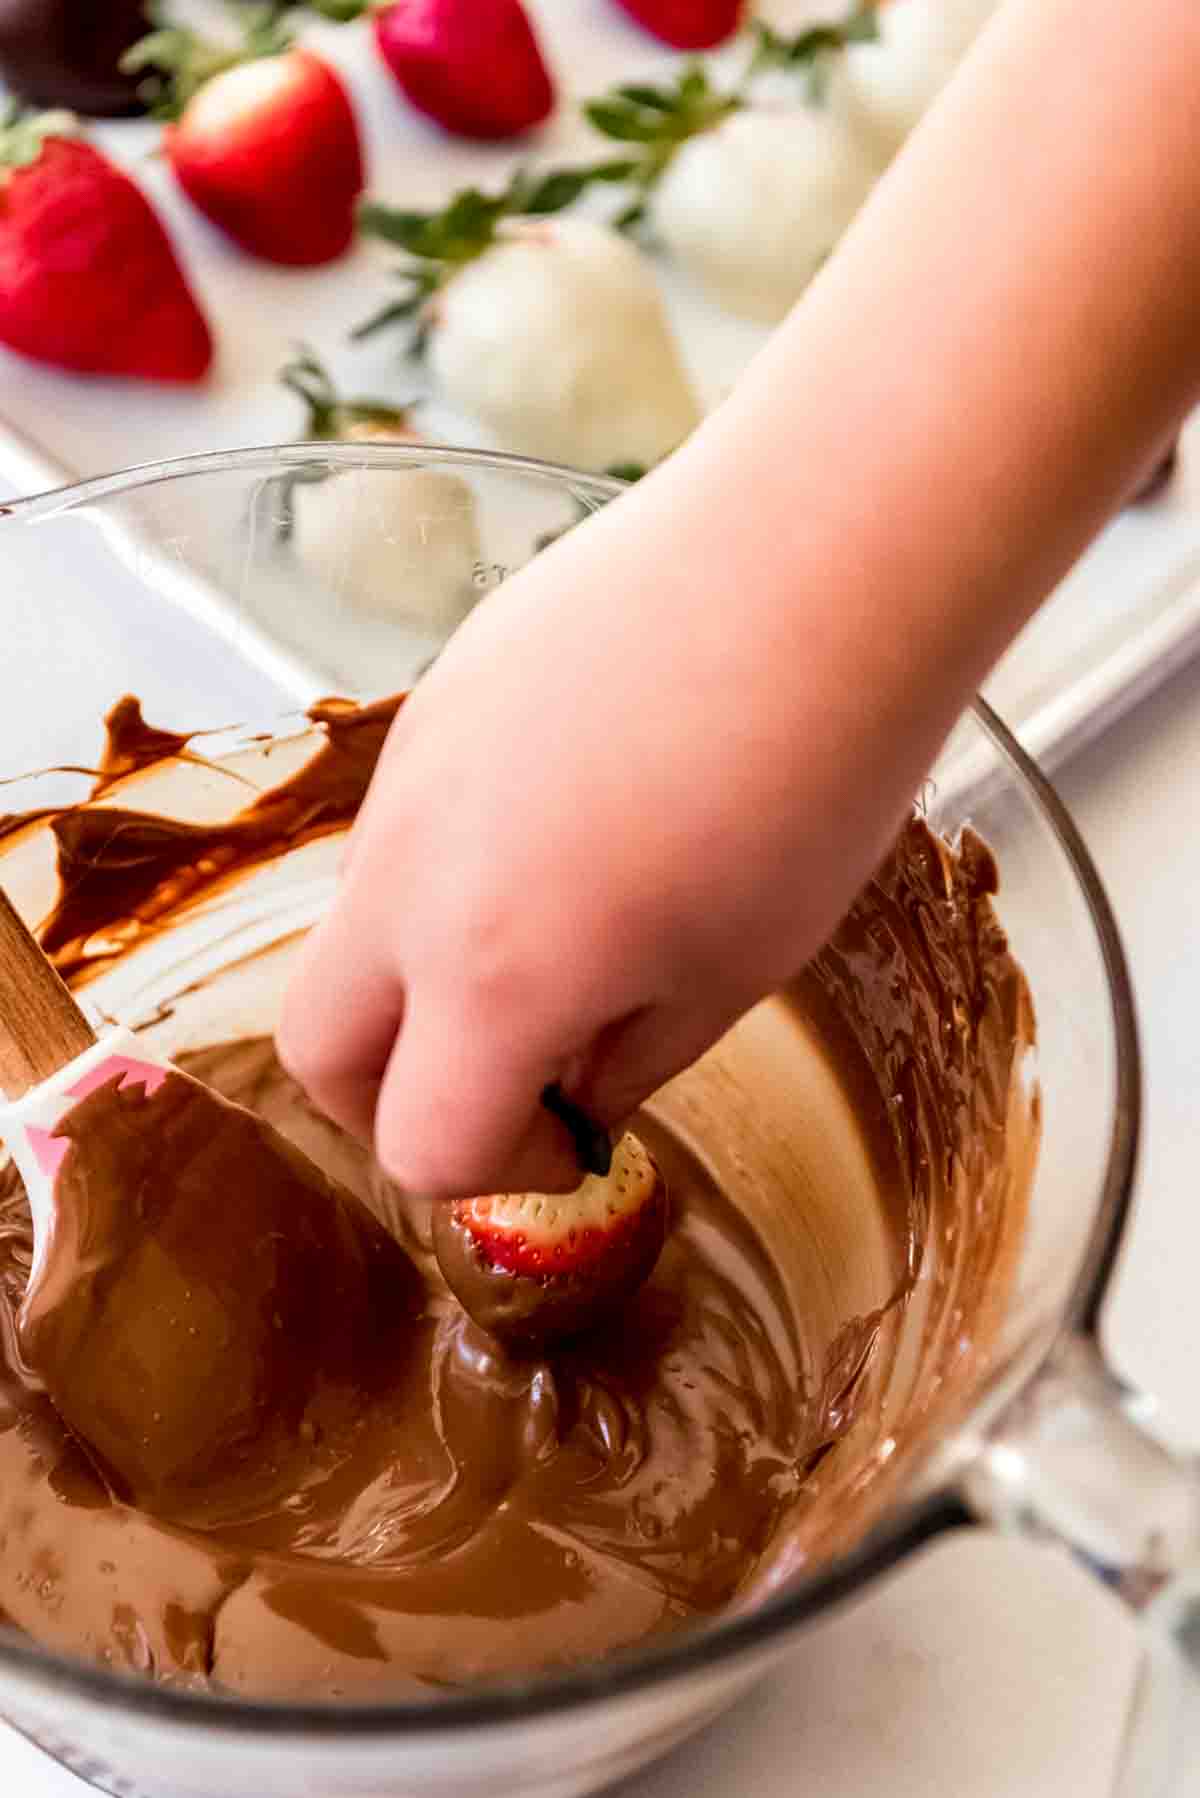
0, 0, 150, 116
0, 109, 212, 379
433, 1133, 669, 1351
124, 14, 362, 265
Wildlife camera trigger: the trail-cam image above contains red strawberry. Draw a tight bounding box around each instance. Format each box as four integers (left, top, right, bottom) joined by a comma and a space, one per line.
432, 1132, 669, 1350
0, 114, 212, 381
611, 0, 743, 51
138, 35, 364, 266
125, 20, 363, 265
374, 0, 554, 141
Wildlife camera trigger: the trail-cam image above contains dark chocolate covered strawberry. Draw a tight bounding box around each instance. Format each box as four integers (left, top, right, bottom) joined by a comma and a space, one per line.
0, 0, 149, 116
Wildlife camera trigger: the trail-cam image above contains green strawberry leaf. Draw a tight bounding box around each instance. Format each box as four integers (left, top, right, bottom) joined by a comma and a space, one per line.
512, 160, 637, 215
350, 275, 440, 345
583, 99, 669, 144
280, 342, 341, 438
583, 63, 741, 198
122, 1, 293, 120
295, 0, 368, 18
613, 83, 679, 111
748, 5, 879, 100
280, 343, 411, 439
0, 104, 79, 171
356, 159, 643, 350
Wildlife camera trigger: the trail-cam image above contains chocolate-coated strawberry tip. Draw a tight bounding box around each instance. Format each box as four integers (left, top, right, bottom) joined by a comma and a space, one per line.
432, 1133, 669, 1351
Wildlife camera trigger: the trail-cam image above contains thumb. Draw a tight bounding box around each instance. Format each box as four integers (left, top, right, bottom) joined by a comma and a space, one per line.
373, 989, 588, 1198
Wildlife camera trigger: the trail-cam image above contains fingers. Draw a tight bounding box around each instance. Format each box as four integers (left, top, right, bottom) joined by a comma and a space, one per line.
276, 900, 404, 1144
372, 989, 584, 1198
567, 994, 750, 1133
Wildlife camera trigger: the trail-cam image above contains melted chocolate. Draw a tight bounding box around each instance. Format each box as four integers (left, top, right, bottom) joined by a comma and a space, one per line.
19, 1068, 422, 1526
0, 693, 402, 981
1, 1055, 814, 1693
0, 696, 1037, 1698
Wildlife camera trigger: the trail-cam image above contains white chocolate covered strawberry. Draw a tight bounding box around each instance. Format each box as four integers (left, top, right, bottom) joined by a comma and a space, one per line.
839, 0, 1000, 161
280, 347, 481, 642
584, 18, 882, 325
357, 173, 699, 472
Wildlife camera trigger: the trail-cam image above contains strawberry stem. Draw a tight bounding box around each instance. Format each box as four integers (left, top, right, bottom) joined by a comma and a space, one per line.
0, 104, 79, 171
584, 64, 740, 203
121, 1, 294, 120
286, 0, 369, 17
279, 344, 412, 439
542, 1085, 613, 1180
583, 6, 879, 221
746, 4, 880, 99
355, 162, 635, 350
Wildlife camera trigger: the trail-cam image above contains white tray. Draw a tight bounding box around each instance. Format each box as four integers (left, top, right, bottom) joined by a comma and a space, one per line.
2, 1, 1199, 770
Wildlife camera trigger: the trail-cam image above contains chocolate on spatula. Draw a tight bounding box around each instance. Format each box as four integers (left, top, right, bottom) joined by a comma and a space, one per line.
0, 886, 420, 1526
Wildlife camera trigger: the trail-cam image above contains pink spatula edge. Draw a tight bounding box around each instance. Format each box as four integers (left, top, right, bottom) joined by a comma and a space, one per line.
0, 884, 150, 1284
0, 883, 418, 1523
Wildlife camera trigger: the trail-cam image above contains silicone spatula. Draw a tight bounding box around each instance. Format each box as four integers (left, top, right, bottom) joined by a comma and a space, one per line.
0, 883, 418, 1525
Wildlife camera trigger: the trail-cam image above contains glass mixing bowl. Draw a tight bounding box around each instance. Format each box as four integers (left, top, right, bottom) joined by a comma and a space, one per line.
0, 446, 1196, 1798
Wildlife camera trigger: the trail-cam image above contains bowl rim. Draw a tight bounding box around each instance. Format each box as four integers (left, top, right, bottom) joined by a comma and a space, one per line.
0, 444, 1141, 1738
0, 439, 629, 521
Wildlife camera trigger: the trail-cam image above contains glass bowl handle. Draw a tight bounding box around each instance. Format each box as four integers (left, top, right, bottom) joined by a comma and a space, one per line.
964, 1332, 1200, 1789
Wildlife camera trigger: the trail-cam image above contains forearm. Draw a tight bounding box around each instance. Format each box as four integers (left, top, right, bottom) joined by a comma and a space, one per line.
280, 0, 1200, 1197
611, 0, 1200, 780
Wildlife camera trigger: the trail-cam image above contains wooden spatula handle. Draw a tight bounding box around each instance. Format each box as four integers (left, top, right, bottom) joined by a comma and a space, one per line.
0, 887, 94, 1100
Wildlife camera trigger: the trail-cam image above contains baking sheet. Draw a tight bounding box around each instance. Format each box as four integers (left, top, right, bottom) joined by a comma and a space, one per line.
2, 2, 1199, 770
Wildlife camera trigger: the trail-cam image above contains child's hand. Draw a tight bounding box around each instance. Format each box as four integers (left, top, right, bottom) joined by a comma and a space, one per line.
277, 469, 925, 1197
280, 0, 1200, 1198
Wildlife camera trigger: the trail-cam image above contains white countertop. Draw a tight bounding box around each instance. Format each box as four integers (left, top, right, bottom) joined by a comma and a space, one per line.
2, 556, 1198, 1796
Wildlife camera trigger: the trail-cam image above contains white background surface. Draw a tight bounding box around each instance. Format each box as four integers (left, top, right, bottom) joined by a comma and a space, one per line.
2, 1, 1200, 1790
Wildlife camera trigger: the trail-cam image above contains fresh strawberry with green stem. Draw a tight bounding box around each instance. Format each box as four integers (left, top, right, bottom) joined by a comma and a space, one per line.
433, 1132, 669, 1350
373, 0, 554, 141
123, 8, 363, 265
611, 0, 744, 52
0, 107, 212, 380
